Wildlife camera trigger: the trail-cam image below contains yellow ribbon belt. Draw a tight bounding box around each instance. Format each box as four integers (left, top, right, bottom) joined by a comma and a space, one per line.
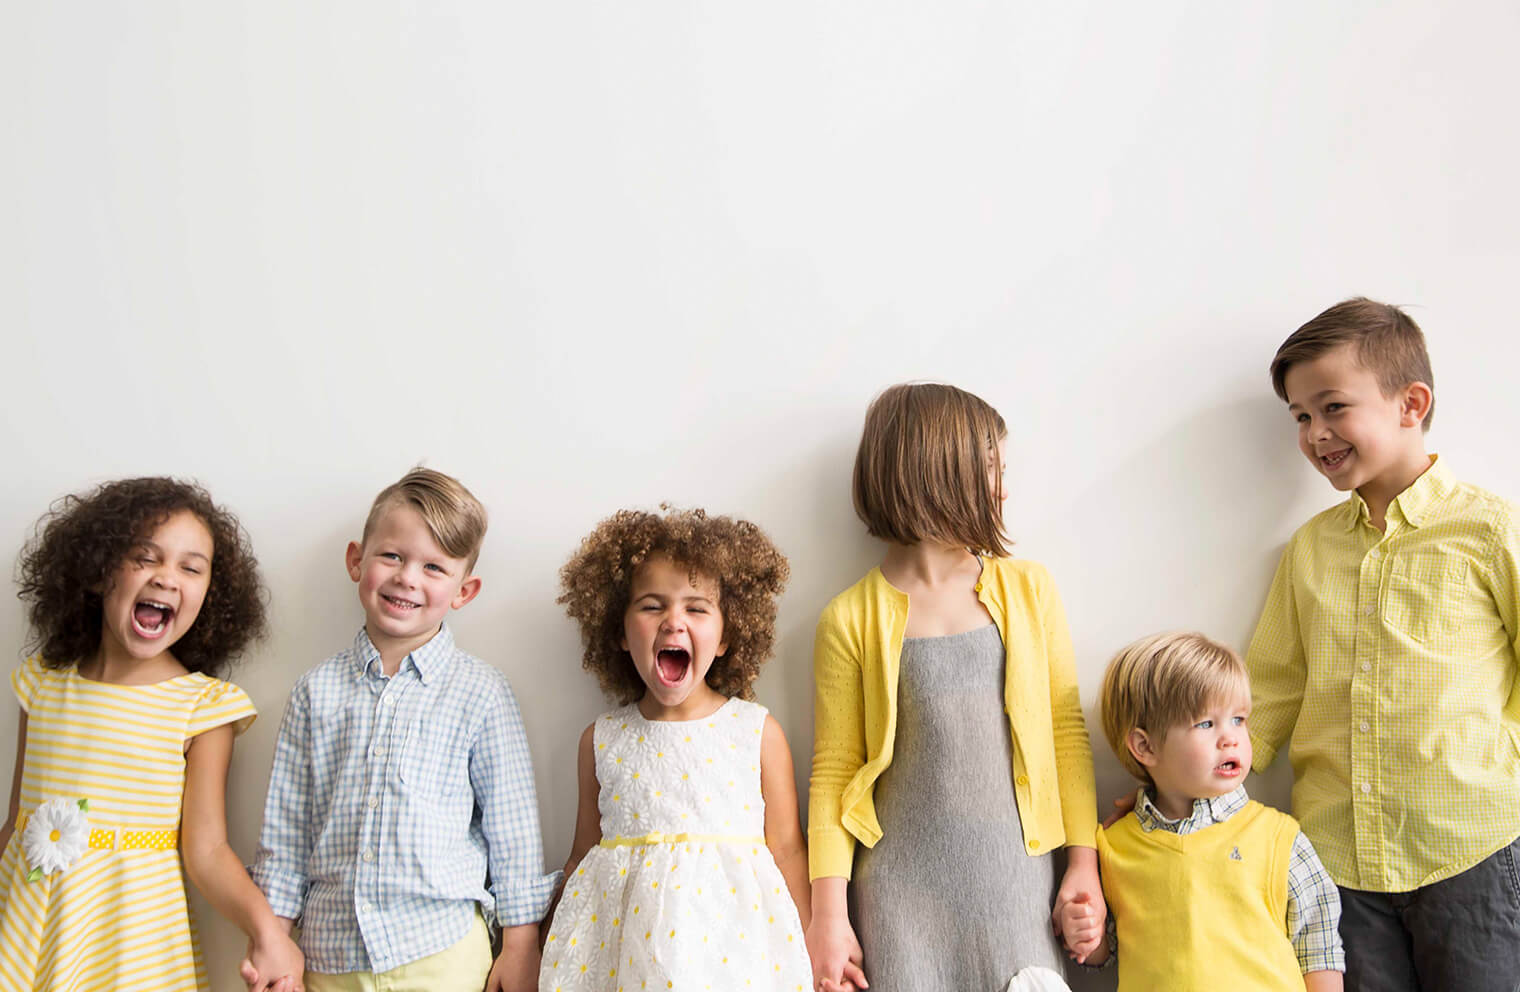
599, 831, 766, 849
16, 810, 179, 851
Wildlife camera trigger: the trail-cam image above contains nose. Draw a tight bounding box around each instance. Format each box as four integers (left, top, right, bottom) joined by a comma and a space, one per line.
660, 612, 685, 633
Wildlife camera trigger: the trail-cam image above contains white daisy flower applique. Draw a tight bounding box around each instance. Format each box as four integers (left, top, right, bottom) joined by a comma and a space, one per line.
23, 798, 90, 882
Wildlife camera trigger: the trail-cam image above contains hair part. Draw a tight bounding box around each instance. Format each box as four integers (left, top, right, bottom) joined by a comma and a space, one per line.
558, 507, 789, 704
16, 477, 268, 677
363, 467, 488, 571
1270, 297, 1435, 431
852, 382, 1010, 556
1099, 631, 1249, 784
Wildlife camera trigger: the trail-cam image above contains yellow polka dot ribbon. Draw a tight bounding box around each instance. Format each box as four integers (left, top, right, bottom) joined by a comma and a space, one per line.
16, 810, 178, 851
599, 832, 765, 849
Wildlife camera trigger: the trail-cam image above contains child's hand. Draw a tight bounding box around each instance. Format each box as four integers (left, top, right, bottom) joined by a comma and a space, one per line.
486, 922, 541, 992
1102, 791, 1137, 828
241, 930, 305, 992
1056, 890, 1105, 963
1051, 847, 1106, 965
806, 911, 869, 991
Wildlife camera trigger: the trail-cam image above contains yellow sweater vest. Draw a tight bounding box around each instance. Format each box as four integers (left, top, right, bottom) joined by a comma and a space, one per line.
1097, 800, 1303, 992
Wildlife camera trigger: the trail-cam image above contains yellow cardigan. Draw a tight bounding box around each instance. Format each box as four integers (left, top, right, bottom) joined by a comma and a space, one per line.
807, 557, 1098, 880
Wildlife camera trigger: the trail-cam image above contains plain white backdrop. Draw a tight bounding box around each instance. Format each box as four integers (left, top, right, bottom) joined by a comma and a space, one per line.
4, 3, 1519, 989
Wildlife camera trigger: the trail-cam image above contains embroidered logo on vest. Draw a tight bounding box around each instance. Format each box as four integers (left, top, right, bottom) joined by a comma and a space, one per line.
1229, 846, 1243, 861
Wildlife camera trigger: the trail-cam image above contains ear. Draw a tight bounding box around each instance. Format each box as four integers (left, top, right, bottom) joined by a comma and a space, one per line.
716, 637, 729, 658
451, 575, 482, 610
345, 541, 363, 582
1400, 381, 1433, 428
1126, 727, 1160, 770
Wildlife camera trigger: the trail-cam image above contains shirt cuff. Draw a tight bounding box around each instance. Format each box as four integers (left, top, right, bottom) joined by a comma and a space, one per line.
492, 869, 561, 928
806, 826, 856, 881
249, 865, 307, 922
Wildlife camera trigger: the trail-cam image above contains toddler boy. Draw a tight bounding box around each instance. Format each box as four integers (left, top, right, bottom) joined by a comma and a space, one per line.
248, 468, 557, 992
1062, 631, 1343, 991
1249, 299, 1520, 990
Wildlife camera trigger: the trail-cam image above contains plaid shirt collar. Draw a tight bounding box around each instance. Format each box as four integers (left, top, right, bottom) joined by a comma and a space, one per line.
351, 623, 456, 685
1134, 784, 1249, 834
1343, 453, 1453, 531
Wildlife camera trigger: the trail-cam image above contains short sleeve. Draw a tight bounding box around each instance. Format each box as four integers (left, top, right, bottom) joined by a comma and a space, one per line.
11, 656, 48, 714
187, 678, 257, 738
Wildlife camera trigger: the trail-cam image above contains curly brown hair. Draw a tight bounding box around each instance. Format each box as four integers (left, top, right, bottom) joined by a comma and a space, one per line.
559, 507, 790, 704
16, 477, 269, 677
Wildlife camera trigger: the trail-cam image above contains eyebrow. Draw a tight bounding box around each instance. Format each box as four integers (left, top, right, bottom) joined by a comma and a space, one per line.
139, 541, 211, 563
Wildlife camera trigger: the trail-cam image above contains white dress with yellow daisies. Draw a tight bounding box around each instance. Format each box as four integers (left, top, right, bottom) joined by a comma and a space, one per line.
0, 656, 256, 991
541, 697, 811, 992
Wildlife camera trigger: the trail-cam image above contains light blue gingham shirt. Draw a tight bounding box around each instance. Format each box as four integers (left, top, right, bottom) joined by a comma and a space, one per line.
250, 625, 559, 974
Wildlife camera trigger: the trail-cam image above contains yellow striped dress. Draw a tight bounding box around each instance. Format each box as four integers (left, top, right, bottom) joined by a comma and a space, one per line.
0, 655, 256, 991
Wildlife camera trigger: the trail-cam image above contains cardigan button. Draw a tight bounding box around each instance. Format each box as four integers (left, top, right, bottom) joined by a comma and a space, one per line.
1016, 774, 1029, 787
1027, 839, 1040, 851
974, 583, 983, 592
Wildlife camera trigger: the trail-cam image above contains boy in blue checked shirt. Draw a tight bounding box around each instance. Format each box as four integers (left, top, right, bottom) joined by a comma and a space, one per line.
245, 468, 557, 992
1249, 299, 1520, 991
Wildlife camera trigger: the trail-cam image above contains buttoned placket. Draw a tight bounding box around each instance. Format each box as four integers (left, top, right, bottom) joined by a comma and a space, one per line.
356, 658, 409, 965
1351, 514, 1396, 888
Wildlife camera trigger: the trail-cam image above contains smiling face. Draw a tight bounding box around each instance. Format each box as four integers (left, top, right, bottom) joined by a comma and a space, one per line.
99, 509, 214, 668
621, 555, 728, 720
1131, 690, 1252, 820
1283, 343, 1432, 517
346, 502, 481, 667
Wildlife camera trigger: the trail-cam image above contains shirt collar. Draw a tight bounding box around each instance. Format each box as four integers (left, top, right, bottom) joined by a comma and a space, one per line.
351, 623, 455, 684
1133, 785, 1249, 832
1342, 454, 1451, 531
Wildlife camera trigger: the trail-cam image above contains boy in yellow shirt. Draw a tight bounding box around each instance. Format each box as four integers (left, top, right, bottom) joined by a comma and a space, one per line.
1249, 298, 1520, 990
1061, 631, 1343, 991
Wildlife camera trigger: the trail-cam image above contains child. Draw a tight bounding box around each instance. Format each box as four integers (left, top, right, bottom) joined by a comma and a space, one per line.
1063, 631, 1343, 990
246, 468, 557, 992
0, 477, 304, 991
1248, 298, 1520, 990
541, 506, 812, 989
807, 382, 1102, 992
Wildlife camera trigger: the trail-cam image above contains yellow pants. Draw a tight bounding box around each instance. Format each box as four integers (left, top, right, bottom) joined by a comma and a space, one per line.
304, 913, 491, 992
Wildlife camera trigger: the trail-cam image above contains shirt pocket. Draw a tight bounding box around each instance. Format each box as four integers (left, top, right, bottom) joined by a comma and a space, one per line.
1384, 552, 1471, 646
397, 717, 474, 799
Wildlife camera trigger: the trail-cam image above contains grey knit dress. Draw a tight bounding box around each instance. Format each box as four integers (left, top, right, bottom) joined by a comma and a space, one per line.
851, 624, 1066, 990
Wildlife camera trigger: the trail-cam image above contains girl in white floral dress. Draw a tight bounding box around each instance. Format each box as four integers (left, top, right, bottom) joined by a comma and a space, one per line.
543, 508, 812, 991
0, 478, 304, 992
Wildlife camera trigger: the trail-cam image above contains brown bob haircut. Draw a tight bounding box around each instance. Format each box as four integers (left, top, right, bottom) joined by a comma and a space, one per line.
852, 382, 1009, 556
362, 467, 488, 571
1099, 631, 1249, 784
1270, 297, 1435, 431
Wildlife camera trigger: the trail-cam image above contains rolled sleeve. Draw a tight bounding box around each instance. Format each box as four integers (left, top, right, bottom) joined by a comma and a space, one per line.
250, 681, 314, 920
472, 673, 559, 927
1285, 830, 1346, 973
1246, 543, 1306, 772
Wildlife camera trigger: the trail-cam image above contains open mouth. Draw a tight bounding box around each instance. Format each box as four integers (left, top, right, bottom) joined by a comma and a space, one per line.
132, 600, 174, 638
655, 647, 691, 686
1319, 448, 1352, 470
1216, 758, 1243, 776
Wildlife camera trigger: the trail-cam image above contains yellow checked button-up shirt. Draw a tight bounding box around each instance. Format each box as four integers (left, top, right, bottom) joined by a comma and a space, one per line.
1248, 456, 1520, 892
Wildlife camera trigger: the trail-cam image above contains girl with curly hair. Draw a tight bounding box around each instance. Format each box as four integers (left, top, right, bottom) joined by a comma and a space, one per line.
540, 506, 813, 990
806, 383, 1102, 992
0, 477, 304, 992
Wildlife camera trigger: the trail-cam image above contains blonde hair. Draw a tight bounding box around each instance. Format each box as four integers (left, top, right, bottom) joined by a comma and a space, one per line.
1099, 631, 1249, 783
852, 382, 1009, 556
362, 467, 488, 571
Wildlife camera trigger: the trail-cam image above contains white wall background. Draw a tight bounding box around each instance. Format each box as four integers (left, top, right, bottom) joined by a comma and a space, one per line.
4, 2, 1519, 989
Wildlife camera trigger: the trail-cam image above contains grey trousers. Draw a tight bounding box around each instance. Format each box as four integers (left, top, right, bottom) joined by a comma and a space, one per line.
1341, 836, 1520, 992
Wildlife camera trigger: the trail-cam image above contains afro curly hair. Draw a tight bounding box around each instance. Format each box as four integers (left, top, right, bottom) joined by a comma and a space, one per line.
559, 507, 789, 704
17, 477, 269, 677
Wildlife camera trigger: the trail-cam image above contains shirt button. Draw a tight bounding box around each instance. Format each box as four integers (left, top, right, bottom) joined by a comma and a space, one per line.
362, 848, 375, 862
361, 902, 372, 913
1359, 721, 1370, 732
1367, 548, 1381, 559
1362, 604, 1375, 616
373, 746, 387, 757
1360, 783, 1372, 794
368, 796, 380, 809
1361, 662, 1372, 673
